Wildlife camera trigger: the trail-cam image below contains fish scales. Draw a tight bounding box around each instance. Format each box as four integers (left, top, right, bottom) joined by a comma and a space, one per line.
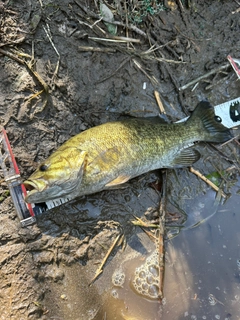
58, 120, 191, 190
24, 101, 232, 203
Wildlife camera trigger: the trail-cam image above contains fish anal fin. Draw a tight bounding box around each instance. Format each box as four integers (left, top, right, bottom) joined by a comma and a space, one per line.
171, 148, 200, 168
105, 174, 131, 187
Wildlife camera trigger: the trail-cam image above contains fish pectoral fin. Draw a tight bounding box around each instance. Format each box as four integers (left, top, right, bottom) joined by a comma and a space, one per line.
171, 148, 200, 167
105, 174, 131, 187
76, 151, 88, 178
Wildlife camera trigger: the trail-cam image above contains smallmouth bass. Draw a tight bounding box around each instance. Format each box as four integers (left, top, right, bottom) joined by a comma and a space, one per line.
24, 101, 232, 203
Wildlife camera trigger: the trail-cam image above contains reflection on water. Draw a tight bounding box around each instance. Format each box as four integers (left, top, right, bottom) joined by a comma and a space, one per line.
46, 172, 240, 319
162, 179, 240, 319
94, 232, 163, 320
92, 176, 240, 320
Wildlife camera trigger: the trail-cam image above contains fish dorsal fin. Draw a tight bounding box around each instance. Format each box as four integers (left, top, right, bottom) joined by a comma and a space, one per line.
171, 148, 200, 168
105, 174, 131, 187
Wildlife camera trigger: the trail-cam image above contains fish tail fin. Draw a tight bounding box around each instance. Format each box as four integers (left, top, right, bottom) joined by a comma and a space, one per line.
187, 101, 233, 143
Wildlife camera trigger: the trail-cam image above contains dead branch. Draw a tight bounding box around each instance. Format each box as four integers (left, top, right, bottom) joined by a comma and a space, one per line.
189, 167, 227, 198
96, 57, 130, 83
88, 36, 141, 43
179, 63, 230, 91
89, 233, 122, 285
0, 47, 49, 118
73, 0, 147, 38
154, 91, 166, 114
133, 59, 159, 86
78, 46, 116, 53
0, 37, 26, 48
158, 171, 167, 300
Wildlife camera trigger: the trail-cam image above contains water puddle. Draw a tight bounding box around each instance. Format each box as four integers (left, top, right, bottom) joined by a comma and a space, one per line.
39, 172, 240, 319
162, 181, 240, 319
91, 176, 240, 319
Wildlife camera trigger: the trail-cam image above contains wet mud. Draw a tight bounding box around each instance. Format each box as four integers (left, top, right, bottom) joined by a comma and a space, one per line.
0, 1, 240, 319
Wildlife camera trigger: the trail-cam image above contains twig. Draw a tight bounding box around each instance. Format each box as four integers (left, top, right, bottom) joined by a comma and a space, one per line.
96, 57, 130, 83
131, 216, 158, 241
176, 0, 190, 27
176, 0, 184, 10
110, 35, 141, 43
133, 59, 159, 86
43, 25, 60, 58
131, 215, 158, 228
125, 46, 186, 64
158, 171, 167, 300
154, 56, 185, 64
74, 0, 100, 19
124, 0, 129, 48
154, 91, 166, 114
232, 3, 240, 14
207, 142, 240, 169
0, 36, 26, 48
43, 24, 60, 79
220, 135, 239, 147
179, 63, 230, 91
0, 47, 49, 117
0, 48, 25, 64
89, 233, 122, 285
150, 30, 180, 61
174, 25, 211, 42
189, 167, 227, 198
76, 16, 104, 31
111, 20, 147, 38
143, 40, 177, 54
204, 74, 229, 90
78, 46, 116, 53
75, 9, 183, 65
141, 228, 157, 241
73, 0, 147, 38
191, 82, 199, 91
89, 36, 140, 43
148, 33, 187, 114
88, 17, 103, 29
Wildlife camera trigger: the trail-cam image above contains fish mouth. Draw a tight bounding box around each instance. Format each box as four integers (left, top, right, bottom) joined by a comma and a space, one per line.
23, 179, 48, 200
24, 180, 42, 191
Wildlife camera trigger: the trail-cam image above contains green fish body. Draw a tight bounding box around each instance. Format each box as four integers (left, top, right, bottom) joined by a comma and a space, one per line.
24, 101, 232, 203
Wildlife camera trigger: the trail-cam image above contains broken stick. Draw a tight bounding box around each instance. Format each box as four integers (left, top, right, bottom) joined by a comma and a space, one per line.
89, 233, 122, 285
189, 167, 227, 198
179, 63, 230, 91
154, 91, 166, 114
158, 170, 167, 300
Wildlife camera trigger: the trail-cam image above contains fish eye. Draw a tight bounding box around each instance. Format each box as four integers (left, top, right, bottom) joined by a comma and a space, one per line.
39, 164, 48, 171
214, 116, 222, 123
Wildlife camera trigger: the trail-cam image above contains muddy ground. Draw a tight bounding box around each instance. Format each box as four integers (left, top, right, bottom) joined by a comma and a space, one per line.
0, 1, 240, 319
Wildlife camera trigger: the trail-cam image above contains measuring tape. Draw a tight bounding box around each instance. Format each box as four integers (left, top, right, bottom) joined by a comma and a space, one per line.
214, 97, 240, 128
177, 97, 240, 128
